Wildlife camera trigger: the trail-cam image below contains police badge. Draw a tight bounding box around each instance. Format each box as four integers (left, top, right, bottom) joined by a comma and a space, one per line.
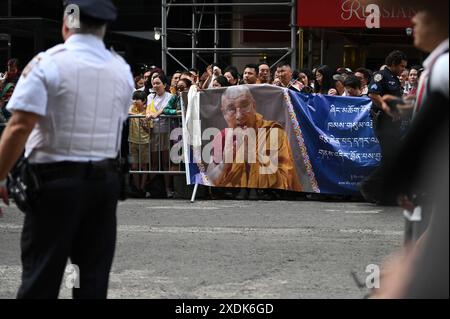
374, 74, 383, 82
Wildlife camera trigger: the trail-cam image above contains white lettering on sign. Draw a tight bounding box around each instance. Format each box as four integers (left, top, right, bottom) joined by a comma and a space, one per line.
341, 0, 416, 22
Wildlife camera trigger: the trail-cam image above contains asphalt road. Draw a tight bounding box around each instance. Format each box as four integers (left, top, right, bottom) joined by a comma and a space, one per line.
0, 199, 404, 299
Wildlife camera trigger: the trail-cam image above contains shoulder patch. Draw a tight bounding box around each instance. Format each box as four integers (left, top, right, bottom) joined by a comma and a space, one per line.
374, 74, 383, 82
21, 54, 43, 79
21, 44, 66, 79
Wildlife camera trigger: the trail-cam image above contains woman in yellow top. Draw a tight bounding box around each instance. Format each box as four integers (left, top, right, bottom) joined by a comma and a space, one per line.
129, 90, 151, 195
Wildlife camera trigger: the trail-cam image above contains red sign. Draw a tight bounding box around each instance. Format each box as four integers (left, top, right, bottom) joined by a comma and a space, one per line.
297, 0, 416, 28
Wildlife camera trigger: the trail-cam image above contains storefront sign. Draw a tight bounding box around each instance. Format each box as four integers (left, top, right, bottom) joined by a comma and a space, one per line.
297, 0, 415, 28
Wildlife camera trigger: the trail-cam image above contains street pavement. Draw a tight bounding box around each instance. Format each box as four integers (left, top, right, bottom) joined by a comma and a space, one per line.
0, 199, 404, 299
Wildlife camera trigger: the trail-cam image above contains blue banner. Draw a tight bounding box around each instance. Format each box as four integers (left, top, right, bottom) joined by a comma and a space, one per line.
288, 91, 380, 195
184, 86, 381, 195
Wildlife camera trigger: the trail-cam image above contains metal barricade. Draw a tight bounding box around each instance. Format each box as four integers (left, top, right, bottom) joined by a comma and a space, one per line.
123, 112, 191, 199
126, 114, 185, 175
122, 90, 201, 200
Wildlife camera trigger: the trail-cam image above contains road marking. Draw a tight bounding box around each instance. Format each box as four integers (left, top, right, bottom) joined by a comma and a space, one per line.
118, 225, 318, 235
339, 229, 403, 236
1, 223, 402, 236
118, 225, 403, 236
148, 206, 222, 210
0, 223, 22, 230
325, 209, 382, 214
344, 211, 382, 214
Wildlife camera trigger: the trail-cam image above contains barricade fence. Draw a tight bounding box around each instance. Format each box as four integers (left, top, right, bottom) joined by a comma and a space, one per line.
122, 113, 200, 200
124, 114, 185, 175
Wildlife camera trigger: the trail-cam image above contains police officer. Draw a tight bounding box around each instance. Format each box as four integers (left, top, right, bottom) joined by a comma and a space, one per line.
360, 50, 408, 204
0, 0, 134, 298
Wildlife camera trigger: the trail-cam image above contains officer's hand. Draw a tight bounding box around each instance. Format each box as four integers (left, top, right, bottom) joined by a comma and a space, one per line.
0, 186, 10, 217
397, 95, 416, 115
380, 95, 402, 121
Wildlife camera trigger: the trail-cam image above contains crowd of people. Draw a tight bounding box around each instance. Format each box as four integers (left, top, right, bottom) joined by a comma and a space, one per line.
0, 53, 428, 203
123, 54, 423, 199
0, 59, 21, 134
0, 22, 438, 205
131, 60, 423, 99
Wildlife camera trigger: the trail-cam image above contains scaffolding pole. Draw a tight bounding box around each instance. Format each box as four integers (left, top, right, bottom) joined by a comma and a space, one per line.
162, 0, 297, 72
214, 0, 219, 63
161, 0, 167, 72
7, 0, 12, 60
290, 0, 297, 70
191, 0, 197, 69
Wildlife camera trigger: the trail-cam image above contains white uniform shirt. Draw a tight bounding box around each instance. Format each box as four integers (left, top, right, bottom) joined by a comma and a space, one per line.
7, 34, 134, 163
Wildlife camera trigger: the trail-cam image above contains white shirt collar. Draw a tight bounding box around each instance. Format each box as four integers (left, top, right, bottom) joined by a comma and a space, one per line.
423, 39, 449, 70
65, 34, 107, 52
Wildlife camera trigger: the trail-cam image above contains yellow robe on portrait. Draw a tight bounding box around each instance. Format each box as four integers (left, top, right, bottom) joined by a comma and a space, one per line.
216, 113, 302, 192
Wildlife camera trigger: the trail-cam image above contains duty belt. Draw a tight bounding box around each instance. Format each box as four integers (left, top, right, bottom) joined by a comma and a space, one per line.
30, 159, 119, 182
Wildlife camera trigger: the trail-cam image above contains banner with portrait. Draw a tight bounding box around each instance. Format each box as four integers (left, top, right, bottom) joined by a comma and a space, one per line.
183, 85, 380, 195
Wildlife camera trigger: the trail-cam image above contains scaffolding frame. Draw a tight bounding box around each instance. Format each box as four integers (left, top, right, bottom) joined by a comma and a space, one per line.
161, 0, 297, 72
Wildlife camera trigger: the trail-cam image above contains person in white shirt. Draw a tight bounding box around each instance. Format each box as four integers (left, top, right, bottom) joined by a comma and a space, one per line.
146, 74, 175, 197
0, 0, 134, 299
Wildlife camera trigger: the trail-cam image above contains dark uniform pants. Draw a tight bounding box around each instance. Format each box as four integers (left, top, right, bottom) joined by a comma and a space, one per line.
372, 110, 402, 162
361, 110, 403, 203
16, 162, 120, 299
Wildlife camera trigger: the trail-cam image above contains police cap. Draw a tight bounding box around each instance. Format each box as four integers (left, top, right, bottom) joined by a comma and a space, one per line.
63, 0, 117, 22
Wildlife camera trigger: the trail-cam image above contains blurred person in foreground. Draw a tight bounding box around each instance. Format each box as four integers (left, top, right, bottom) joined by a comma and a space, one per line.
366, 0, 449, 299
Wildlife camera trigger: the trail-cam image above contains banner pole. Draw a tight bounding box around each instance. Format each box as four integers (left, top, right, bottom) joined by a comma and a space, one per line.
190, 183, 199, 203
